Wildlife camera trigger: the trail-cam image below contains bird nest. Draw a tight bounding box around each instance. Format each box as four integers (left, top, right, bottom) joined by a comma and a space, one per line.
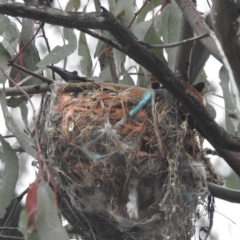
39, 83, 223, 240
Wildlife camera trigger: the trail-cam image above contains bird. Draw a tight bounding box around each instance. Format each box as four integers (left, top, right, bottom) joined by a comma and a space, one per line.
47, 65, 93, 83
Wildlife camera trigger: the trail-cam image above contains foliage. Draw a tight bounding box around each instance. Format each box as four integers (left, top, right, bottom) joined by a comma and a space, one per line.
0, 0, 239, 240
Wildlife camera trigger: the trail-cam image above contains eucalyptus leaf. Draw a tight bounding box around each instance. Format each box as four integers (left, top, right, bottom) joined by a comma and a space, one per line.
0, 90, 36, 157
78, 2, 92, 76
0, 43, 11, 83
206, 102, 216, 120
137, 67, 148, 88
65, 0, 81, 11
144, 24, 167, 65
0, 135, 19, 218
120, 68, 135, 86
162, 1, 181, 70
20, 101, 30, 133
14, 18, 42, 86
113, 0, 134, 19
36, 182, 69, 240
0, 15, 19, 56
100, 66, 112, 82
219, 66, 236, 134
132, 20, 152, 41
7, 96, 28, 108
137, 0, 164, 23
0, 43, 11, 69
37, 28, 77, 68
19, 208, 38, 240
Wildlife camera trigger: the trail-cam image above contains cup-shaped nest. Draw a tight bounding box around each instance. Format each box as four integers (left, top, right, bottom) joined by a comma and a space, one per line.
39, 84, 221, 240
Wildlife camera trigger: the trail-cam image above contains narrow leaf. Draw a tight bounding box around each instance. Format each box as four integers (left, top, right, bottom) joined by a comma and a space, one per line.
36, 182, 69, 240
78, 2, 92, 76
37, 28, 77, 68
0, 90, 36, 157
0, 135, 19, 218
137, 0, 164, 23
113, 0, 134, 18
14, 18, 42, 86
0, 43, 11, 83
65, 0, 81, 11
137, 67, 148, 88
19, 208, 38, 240
0, 15, 19, 56
219, 66, 236, 134
26, 182, 39, 232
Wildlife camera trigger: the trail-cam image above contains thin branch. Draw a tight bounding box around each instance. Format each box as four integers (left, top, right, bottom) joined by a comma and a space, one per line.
11, 22, 44, 63
8, 62, 52, 84
12, 186, 30, 202
0, 82, 142, 96
208, 182, 240, 203
128, 0, 149, 28
0, 227, 19, 232
138, 33, 209, 49
78, 28, 124, 52
0, 236, 23, 240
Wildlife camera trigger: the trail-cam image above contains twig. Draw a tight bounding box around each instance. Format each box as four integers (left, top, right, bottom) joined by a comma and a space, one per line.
139, 33, 209, 49
208, 182, 240, 203
78, 29, 124, 52
8, 62, 52, 84
128, 0, 150, 28
12, 186, 30, 202
2, 135, 15, 139
11, 22, 44, 63
0, 235, 24, 240
0, 227, 19, 232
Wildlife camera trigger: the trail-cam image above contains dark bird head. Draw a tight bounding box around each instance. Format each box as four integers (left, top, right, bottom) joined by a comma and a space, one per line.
47, 65, 91, 82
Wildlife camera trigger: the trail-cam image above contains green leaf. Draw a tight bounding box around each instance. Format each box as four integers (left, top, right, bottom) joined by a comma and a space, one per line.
0, 43, 11, 83
7, 96, 28, 108
120, 68, 135, 86
113, 0, 134, 19
0, 90, 36, 157
219, 66, 236, 134
37, 28, 77, 68
78, 2, 92, 76
144, 24, 167, 65
0, 135, 19, 218
13, 19, 42, 86
0, 15, 19, 56
65, 0, 81, 11
137, 67, 149, 88
94, 37, 109, 71
113, 47, 124, 78
132, 20, 152, 41
36, 182, 69, 240
206, 102, 217, 120
137, 0, 164, 23
19, 208, 38, 240
78, 32, 92, 76
20, 101, 30, 133
0, 43, 11, 69
100, 66, 112, 82
161, 1, 181, 70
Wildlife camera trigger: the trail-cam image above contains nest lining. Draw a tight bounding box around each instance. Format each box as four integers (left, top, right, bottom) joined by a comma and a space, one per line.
39, 84, 222, 240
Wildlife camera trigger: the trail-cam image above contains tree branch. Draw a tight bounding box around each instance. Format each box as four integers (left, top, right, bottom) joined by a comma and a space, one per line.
208, 182, 240, 203
139, 33, 208, 49
1, 2, 240, 177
